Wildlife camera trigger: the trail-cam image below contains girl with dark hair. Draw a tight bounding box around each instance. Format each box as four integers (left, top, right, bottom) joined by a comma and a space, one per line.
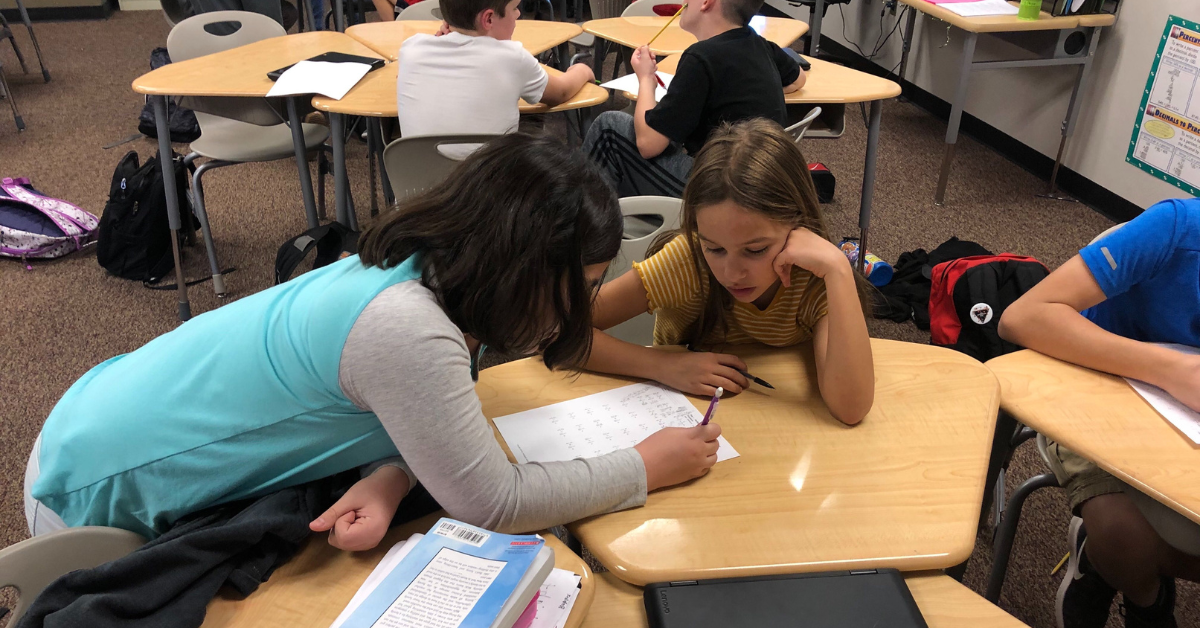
588, 119, 875, 426
24, 135, 721, 551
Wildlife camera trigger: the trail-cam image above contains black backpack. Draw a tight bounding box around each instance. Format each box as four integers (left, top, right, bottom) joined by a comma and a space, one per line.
274, 222, 359, 284
137, 48, 202, 144
96, 150, 195, 284
929, 254, 1050, 362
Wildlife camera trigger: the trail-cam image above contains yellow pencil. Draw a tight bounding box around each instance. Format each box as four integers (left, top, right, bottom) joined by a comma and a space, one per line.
646, 3, 686, 48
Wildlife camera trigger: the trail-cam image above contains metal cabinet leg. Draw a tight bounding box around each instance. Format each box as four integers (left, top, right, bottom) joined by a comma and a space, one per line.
934, 31, 977, 206
152, 96, 191, 321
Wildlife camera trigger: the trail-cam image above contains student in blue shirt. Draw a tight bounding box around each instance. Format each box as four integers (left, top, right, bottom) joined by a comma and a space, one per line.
1000, 198, 1200, 628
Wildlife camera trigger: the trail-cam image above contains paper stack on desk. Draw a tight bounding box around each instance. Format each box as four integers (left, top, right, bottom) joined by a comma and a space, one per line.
266, 61, 372, 100
600, 72, 674, 102
938, 0, 1020, 16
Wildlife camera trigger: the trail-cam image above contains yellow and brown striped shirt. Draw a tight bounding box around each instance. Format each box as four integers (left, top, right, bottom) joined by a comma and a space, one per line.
632, 236, 829, 347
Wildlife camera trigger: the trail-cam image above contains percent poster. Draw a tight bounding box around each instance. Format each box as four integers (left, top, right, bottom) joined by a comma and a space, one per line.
1126, 15, 1200, 197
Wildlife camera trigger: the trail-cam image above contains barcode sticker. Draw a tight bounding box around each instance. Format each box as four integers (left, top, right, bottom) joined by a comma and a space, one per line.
433, 520, 490, 547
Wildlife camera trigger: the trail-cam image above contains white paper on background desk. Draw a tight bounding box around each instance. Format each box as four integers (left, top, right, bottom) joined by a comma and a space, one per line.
528, 569, 582, 628
1125, 343, 1200, 445
942, 0, 1019, 17
601, 72, 674, 102
493, 382, 739, 464
266, 61, 371, 100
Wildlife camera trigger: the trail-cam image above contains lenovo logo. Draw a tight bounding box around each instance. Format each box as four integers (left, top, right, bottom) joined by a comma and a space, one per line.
659, 590, 671, 614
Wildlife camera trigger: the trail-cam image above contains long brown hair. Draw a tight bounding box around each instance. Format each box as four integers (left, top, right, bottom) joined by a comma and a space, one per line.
359, 134, 622, 370
669, 118, 872, 346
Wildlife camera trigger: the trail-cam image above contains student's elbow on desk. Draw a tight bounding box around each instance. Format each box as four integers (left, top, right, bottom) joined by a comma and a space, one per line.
827, 391, 871, 427
783, 70, 806, 94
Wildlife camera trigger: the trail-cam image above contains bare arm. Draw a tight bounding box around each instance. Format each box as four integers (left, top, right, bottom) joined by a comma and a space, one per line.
540, 64, 596, 107
630, 45, 671, 159
809, 263, 874, 425
782, 68, 806, 94
371, 0, 397, 19
998, 255, 1200, 409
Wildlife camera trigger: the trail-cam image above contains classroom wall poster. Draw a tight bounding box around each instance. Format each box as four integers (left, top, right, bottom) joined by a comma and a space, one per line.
1126, 15, 1200, 198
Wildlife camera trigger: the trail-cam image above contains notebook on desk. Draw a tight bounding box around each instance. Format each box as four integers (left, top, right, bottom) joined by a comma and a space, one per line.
643, 569, 928, 628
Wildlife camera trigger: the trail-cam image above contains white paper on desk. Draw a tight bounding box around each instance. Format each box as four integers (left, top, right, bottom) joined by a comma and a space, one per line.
601, 72, 674, 102
528, 569, 582, 628
266, 61, 372, 100
328, 534, 424, 628
1124, 343, 1200, 445
493, 382, 739, 464
942, 0, 1019, 17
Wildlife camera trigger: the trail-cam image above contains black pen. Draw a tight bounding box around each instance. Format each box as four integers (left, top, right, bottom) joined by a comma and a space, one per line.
686, 344, 775, 390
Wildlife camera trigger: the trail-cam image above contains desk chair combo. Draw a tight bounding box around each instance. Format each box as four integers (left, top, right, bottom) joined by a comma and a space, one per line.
0, 0, 50, 131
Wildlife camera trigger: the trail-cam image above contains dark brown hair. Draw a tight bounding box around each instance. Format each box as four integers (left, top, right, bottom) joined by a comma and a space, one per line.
441, 0, 512, 31
720, 0, 764, 26
359, 134, 622, 370
673, 118, 873, 346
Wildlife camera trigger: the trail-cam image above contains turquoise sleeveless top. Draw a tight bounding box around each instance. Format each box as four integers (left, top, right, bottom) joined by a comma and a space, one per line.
32, 254, 423, 538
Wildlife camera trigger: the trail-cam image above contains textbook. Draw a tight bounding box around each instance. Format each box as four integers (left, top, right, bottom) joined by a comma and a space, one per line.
331, 518, 555, 628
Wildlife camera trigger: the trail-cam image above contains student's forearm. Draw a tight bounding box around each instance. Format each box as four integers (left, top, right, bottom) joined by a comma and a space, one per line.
541, 68, 589, 106
633, 76, 668, 158
371, 0, 395, 19
783, 71, 806, 93
587, 328, 671, 381
999, 303, 1187, 388
815, 268, 874, 425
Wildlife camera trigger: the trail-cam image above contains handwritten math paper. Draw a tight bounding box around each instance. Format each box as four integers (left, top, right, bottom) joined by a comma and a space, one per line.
492, 383, 739, 464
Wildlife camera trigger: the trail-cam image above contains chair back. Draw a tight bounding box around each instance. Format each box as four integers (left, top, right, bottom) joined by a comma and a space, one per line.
168, 11, 289, 128
383, 133, 504, 202
398, 0, 442, 20
604, 196, 682, 346
622, 0, 681, 17
784, 106, 822, 144
0, 527, 146, 627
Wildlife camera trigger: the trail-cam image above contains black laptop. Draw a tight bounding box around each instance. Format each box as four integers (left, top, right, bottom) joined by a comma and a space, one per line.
644, 569, 928, 628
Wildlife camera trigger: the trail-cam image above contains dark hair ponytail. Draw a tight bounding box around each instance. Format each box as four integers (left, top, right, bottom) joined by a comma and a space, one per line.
359, 134, 622, 370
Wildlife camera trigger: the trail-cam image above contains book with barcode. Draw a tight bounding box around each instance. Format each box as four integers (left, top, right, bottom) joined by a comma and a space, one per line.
336, 518, 554, 628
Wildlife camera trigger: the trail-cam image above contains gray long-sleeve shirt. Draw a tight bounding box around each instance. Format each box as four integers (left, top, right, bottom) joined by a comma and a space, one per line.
338, 280, 647, 533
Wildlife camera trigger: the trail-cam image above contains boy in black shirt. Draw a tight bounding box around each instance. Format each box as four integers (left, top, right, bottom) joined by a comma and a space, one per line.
583, 0, 805, 197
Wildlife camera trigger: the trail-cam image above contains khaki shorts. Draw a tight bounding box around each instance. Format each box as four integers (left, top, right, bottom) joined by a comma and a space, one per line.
1043, 439, 1126, 516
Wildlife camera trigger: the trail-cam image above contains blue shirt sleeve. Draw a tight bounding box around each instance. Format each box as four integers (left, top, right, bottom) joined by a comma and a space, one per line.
1079, 200, 1185, 299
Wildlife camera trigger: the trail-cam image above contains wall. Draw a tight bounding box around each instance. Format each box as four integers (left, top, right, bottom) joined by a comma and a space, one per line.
781, 0, 1197, 209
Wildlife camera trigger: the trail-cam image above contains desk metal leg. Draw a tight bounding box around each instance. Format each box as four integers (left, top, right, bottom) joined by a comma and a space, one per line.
300, 0, 317, 32
808, 0, 824, 57
857, 100, 882, 275
934, 31, 976, 206
14, 0, 48, 82
334, 0, 345, 31
896, 7, 917, 83
1042, 27, 1102, 200
286, 98, 320, 229
152, 96, 191, 321
373, 119, 395, 207
331, 113, 350, 226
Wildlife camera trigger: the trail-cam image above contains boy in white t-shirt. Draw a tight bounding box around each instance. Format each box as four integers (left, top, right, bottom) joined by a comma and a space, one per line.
396, 0, 595, 139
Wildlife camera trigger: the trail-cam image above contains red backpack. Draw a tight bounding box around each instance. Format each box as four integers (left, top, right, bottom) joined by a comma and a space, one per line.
929, 254, 1049, 362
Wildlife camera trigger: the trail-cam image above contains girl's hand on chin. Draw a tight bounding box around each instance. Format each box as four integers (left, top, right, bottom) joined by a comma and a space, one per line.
772, 228, 849, 284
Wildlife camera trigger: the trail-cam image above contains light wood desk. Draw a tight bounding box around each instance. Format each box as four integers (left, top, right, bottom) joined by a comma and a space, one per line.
312, 63, 609, 117
346, 19, 584, 61
582, 15, 807, 56
201, 511, 595, 628
478, 340, 1000, 586
894, 0, 1117, 204
581, 571, 1028, 627
628, 53, 900, 273
987, 350, 1200, 525
131, 32, 386, 320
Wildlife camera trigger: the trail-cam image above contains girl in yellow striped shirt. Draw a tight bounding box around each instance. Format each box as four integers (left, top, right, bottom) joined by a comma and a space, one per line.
588, 119, 874, 426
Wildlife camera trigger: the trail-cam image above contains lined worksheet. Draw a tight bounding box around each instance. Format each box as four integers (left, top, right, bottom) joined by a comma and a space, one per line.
492, 383, 739, 463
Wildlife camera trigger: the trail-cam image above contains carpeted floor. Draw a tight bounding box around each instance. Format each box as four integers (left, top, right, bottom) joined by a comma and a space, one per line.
0, 10, 1194, 627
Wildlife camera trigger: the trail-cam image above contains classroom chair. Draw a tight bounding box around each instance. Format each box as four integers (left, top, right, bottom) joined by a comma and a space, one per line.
396, 0, 441, 19
0, 51, 21, 132
167, 10, 330, 297
785, 106, 822, 144
604, 196, 681, 345
568, 0, 625, 77
0, 527, 147, 627
0, 0, 49, 84
382, 134, 502, 201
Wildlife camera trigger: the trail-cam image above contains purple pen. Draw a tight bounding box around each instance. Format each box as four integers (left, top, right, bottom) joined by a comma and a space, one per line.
700, 387, 723, 425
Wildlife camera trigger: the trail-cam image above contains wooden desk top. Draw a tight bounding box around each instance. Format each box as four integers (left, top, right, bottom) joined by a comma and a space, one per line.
201, 511, 595, 628
583, 15, 807, 56
311, 62, 609, 116
642, 54, 901, 104
988, 350, 1200, 525
346, 20, 583, 61
132, 31, 384, 97
897, 0, 1115, 33
580, 572, 1027, 628
478, 340, 1000, 586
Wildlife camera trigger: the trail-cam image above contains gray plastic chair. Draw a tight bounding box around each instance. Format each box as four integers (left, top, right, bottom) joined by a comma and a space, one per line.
785, 106, 822, 144
397, 0, 442, 20
167, 11, 330, 297
0, 527, 146, 627
603, 196, 681, 346
382, 133, 502, 202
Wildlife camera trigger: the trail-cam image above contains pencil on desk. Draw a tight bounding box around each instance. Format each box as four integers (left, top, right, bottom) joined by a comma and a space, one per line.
646, 3, 686, 48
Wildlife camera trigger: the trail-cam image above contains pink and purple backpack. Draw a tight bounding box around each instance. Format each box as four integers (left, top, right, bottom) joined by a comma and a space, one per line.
0, 177, 99, 262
